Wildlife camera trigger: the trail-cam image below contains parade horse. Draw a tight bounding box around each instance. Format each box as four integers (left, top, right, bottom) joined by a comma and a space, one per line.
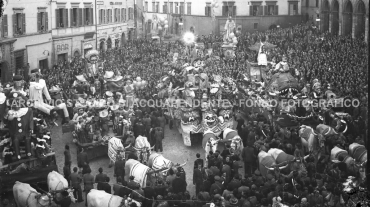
47, 171, 76, 203
268, 148, 308, 178
299, 125, 326, 166
331, 146, 365, 177
133, 135, 154, 164
202, 130, 220, 161
148, 153, 187, 179
87, 189, 141, 207
258, 149, 289, 178
13, 181, 53, 207
221, 128, 244, 157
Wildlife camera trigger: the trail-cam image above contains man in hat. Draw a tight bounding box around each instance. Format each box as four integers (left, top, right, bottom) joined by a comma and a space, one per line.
29, 69, 70, 123
210, 175, 224, 196
6, 92, 33, 159
11, 75, 26, 96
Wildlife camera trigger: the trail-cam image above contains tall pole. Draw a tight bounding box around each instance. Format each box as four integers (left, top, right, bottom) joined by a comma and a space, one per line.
95, 0, 98, 50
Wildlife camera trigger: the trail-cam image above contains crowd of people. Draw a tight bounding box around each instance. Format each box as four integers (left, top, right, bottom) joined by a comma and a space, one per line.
58, 23, 367, 207
1, 21, 368, 207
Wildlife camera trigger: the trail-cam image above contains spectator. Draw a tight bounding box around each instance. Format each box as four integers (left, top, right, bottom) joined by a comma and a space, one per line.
172, 172, 187, 194
95, 167, 107, 190
69, 167, 83, 202
83, 168, 94, 207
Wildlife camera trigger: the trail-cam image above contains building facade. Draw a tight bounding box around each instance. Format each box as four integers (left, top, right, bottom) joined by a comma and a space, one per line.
1, 0, 53, 83
302, 0, 368, 42
50, 1, 96, 64
96, 0, 136, 51
143, 0, 303, 37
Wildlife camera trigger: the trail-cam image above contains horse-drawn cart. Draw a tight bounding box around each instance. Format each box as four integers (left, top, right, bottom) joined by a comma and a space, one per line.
0, 152, 58, 192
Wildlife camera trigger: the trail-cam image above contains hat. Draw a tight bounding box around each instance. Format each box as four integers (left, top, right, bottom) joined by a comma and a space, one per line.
50, 86, 61, 93
202, 93, 208, 99
76, 75, 87, 82
105, 91, 113, 97
99, 110, 109, 118
301, 198, 307, 203
110, 104, 119, 111
254, 170, 261, 175
30, 69, 41, 74
13, 75, 23, 81
104, 71, 114, 79
214, 176, 221, 181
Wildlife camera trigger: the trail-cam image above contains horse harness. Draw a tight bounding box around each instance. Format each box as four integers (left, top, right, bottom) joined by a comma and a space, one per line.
25, 191, 51, 207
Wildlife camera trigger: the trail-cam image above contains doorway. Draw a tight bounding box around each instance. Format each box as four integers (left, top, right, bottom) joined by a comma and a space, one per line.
39, 59, 48, 70
0, 62, 9, 84
100, 41, 105, 51
121, 32, 126, 46
57, 53, 67, 63
115, 39, 119, 48
107, 38, 112, 49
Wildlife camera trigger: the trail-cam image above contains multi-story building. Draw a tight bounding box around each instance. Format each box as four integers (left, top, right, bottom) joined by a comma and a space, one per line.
143, 0, 303, 37
50, 0, 97, 63
96, 0, 135, 51
302, 0, 368, 42
1, 0, 53, 83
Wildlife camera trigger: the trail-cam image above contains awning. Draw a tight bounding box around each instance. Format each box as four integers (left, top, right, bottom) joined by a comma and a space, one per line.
84, 32, 95, 39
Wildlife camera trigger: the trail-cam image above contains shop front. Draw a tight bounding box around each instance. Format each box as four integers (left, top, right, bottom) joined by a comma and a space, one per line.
26, 41, 52, 72
53, 38, 72, 64
97, 23, 128, 51
0, 38, 17, 84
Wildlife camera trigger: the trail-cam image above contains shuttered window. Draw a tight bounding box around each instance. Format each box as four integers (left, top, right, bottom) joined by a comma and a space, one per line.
12, 12, 26, 36
169, 2, 173, 13
180, 2, 184, 14
121, 8, 125, 22
205, 5, 211, 16
175, 3, 178, 14
187, 3, 191, 15
264, 5, 278, 15
2, 15, 8, 37
37, 12, 48, 32
163, 2, 167, 13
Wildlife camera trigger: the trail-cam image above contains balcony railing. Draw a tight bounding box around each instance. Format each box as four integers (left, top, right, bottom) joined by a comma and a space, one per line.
52, 25, 95, 36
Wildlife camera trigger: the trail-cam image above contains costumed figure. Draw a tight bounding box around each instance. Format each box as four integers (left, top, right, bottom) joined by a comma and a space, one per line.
10, 75, 27, 96
85, 50, 103, 79
29, 69, 70, 123
312, 79, 323, 99
124, 77, 135, 109
223, 16, 236, 43
5, 92, 33, 160
183, 81, 196, 106
274, 55, 290, 73
34, 136, 50, 158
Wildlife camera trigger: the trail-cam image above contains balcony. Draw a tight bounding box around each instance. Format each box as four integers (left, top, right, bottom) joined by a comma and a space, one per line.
52, 25, 95, 37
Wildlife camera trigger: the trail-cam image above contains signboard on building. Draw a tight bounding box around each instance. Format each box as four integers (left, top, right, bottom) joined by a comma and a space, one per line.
56, 43, 69, 54
110, 2, 122, 5
97, 1, 104, 5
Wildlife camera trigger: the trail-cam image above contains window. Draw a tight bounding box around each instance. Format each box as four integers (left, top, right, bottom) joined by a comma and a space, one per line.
265, 2, 278, 15
13, 11, 26, 35
122, 8, 126, 21
254, 23, 258, 29
289, 2, 298, 15
145, 2, 148, 12
114, 9, 118, 22
222, 3, 236, 16
169, 2, 173, 13
180, 2, 184, 14
152, 2, 155, 12
205, 3, 211, 16
99, 9, 105, 24
175, 3, 178, 14
156, 2, 159, 13
55, 8, 68, 28
39, 59, 48, 70
316, 0, 319, 7
70, 8, 78, 27
187, 3, 191, 15
37, 12, 48, 32
129, 8, 134, 20
250, 4, 262, 16
1, 15, 8, 37
107, 9, 112, 23
163, 2, 168, 13
84, 8, 93, 25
